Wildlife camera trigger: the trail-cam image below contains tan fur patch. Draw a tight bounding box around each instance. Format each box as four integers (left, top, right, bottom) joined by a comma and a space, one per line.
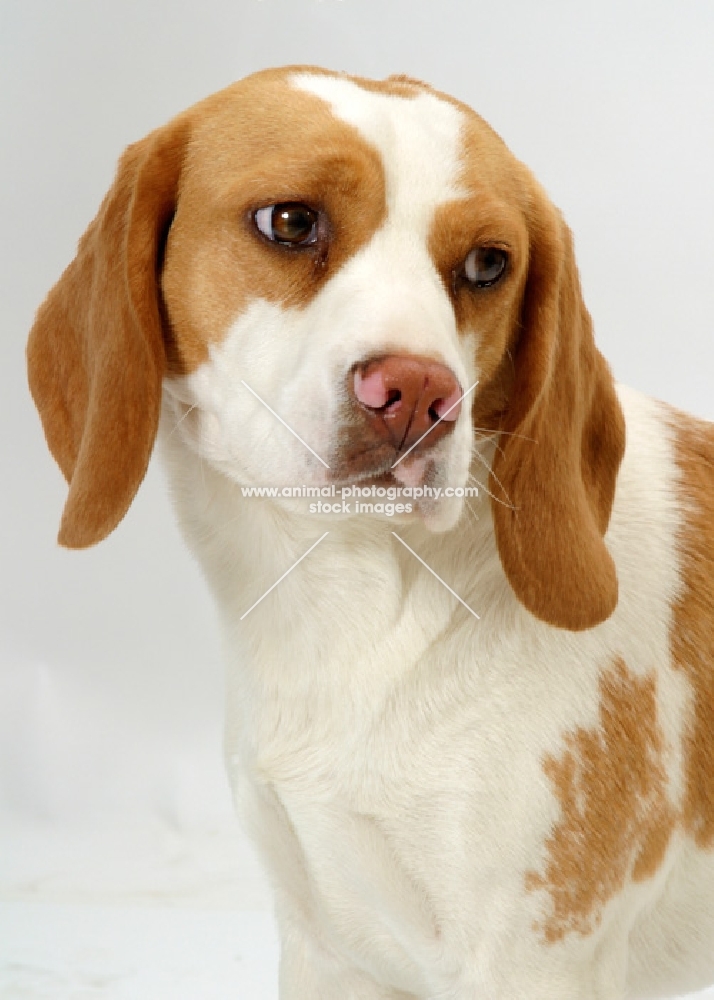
526, 658, 676, 943
162, 71, 387, 373
427, 116, 530, 433
669, 410, 714, 848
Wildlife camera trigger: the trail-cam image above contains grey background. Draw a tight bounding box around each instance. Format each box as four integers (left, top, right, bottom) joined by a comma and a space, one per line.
1, 0, 713, 995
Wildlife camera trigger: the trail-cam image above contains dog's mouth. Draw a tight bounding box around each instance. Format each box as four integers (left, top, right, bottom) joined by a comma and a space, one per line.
328, 429, 444, 483
331, 453, 435, 492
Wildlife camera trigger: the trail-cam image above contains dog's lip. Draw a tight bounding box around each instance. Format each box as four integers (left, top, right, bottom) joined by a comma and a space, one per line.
329, 449, 448, 496
329, 434, 445, 485
332, 470, 397, 490
333, 463, 433, 494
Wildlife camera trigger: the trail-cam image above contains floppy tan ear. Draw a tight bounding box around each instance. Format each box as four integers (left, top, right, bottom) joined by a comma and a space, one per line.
27, 117, 188, 548
490, 183, 626, 631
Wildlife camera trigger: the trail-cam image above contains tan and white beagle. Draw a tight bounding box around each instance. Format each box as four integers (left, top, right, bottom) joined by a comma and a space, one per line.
27, 66, 714, 1000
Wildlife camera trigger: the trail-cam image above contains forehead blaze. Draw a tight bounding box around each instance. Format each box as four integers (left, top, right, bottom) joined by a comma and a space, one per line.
291, 71, 533, 374
292, 72, 466, 236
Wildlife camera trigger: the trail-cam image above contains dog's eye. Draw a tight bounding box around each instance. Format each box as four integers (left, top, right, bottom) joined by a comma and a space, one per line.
254, 203, 319, 246
463, 247, 508, 288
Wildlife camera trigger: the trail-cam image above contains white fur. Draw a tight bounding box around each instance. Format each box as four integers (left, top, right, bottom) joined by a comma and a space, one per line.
159, 78, 714, 999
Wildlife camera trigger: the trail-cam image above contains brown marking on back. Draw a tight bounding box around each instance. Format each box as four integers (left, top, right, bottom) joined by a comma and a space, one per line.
526, 658, 676, 943
669, 409, 714, 847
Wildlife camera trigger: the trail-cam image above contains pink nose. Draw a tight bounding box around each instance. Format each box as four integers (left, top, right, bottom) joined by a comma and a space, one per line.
352, 355, 462, 453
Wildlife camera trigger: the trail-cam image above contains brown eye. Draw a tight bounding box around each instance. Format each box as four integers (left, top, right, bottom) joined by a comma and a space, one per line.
463, 246, 508, 288
254, 203, 319, 246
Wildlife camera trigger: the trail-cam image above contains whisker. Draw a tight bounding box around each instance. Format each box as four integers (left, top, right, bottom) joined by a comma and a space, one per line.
169, 402, 198, 438
463, 497, 479, 523
468, 471, 518, 510
506, 347, 516, 376
471, 449, 515, 509
473, 425, 537, 445
471, 432, 506, 461
199, 442, 207, 495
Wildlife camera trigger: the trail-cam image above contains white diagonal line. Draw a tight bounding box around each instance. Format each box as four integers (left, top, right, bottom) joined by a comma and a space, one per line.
240, 532, 330, 620
391, 380, 479, 469
241, 380, 330, 469
391, 532, 480, 620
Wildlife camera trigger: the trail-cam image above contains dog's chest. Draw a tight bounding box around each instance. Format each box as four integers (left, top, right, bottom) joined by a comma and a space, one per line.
224, 599, 608, 991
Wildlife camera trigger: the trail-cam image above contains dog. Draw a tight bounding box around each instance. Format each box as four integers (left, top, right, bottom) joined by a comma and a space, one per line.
27, 66, 714, 999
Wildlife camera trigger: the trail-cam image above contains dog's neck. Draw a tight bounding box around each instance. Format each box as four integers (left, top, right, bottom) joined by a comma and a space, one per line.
158, 401, 511, 687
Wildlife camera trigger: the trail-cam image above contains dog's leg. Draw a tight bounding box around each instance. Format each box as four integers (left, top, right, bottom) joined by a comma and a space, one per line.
277, 910, 417, 1000
232, 774, 416, 997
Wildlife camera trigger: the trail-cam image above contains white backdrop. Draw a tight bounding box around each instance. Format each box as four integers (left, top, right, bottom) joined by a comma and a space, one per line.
2, 1, 714, 997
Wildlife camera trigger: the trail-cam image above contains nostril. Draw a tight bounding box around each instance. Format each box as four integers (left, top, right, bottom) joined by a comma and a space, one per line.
432, 386, 463, 422
383, 389, 401, 411
352, 355, 462, 453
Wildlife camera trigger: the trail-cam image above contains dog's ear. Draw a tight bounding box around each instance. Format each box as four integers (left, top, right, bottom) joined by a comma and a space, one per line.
490, 182, 626, 630
27, 117, 189, 548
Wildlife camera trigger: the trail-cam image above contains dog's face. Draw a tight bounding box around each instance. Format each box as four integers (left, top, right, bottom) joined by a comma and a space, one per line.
159, 70, 530, 533
27, 66, 626, 630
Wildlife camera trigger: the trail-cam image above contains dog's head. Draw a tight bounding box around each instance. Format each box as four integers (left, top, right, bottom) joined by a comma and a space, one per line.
27, 66, 625, 630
